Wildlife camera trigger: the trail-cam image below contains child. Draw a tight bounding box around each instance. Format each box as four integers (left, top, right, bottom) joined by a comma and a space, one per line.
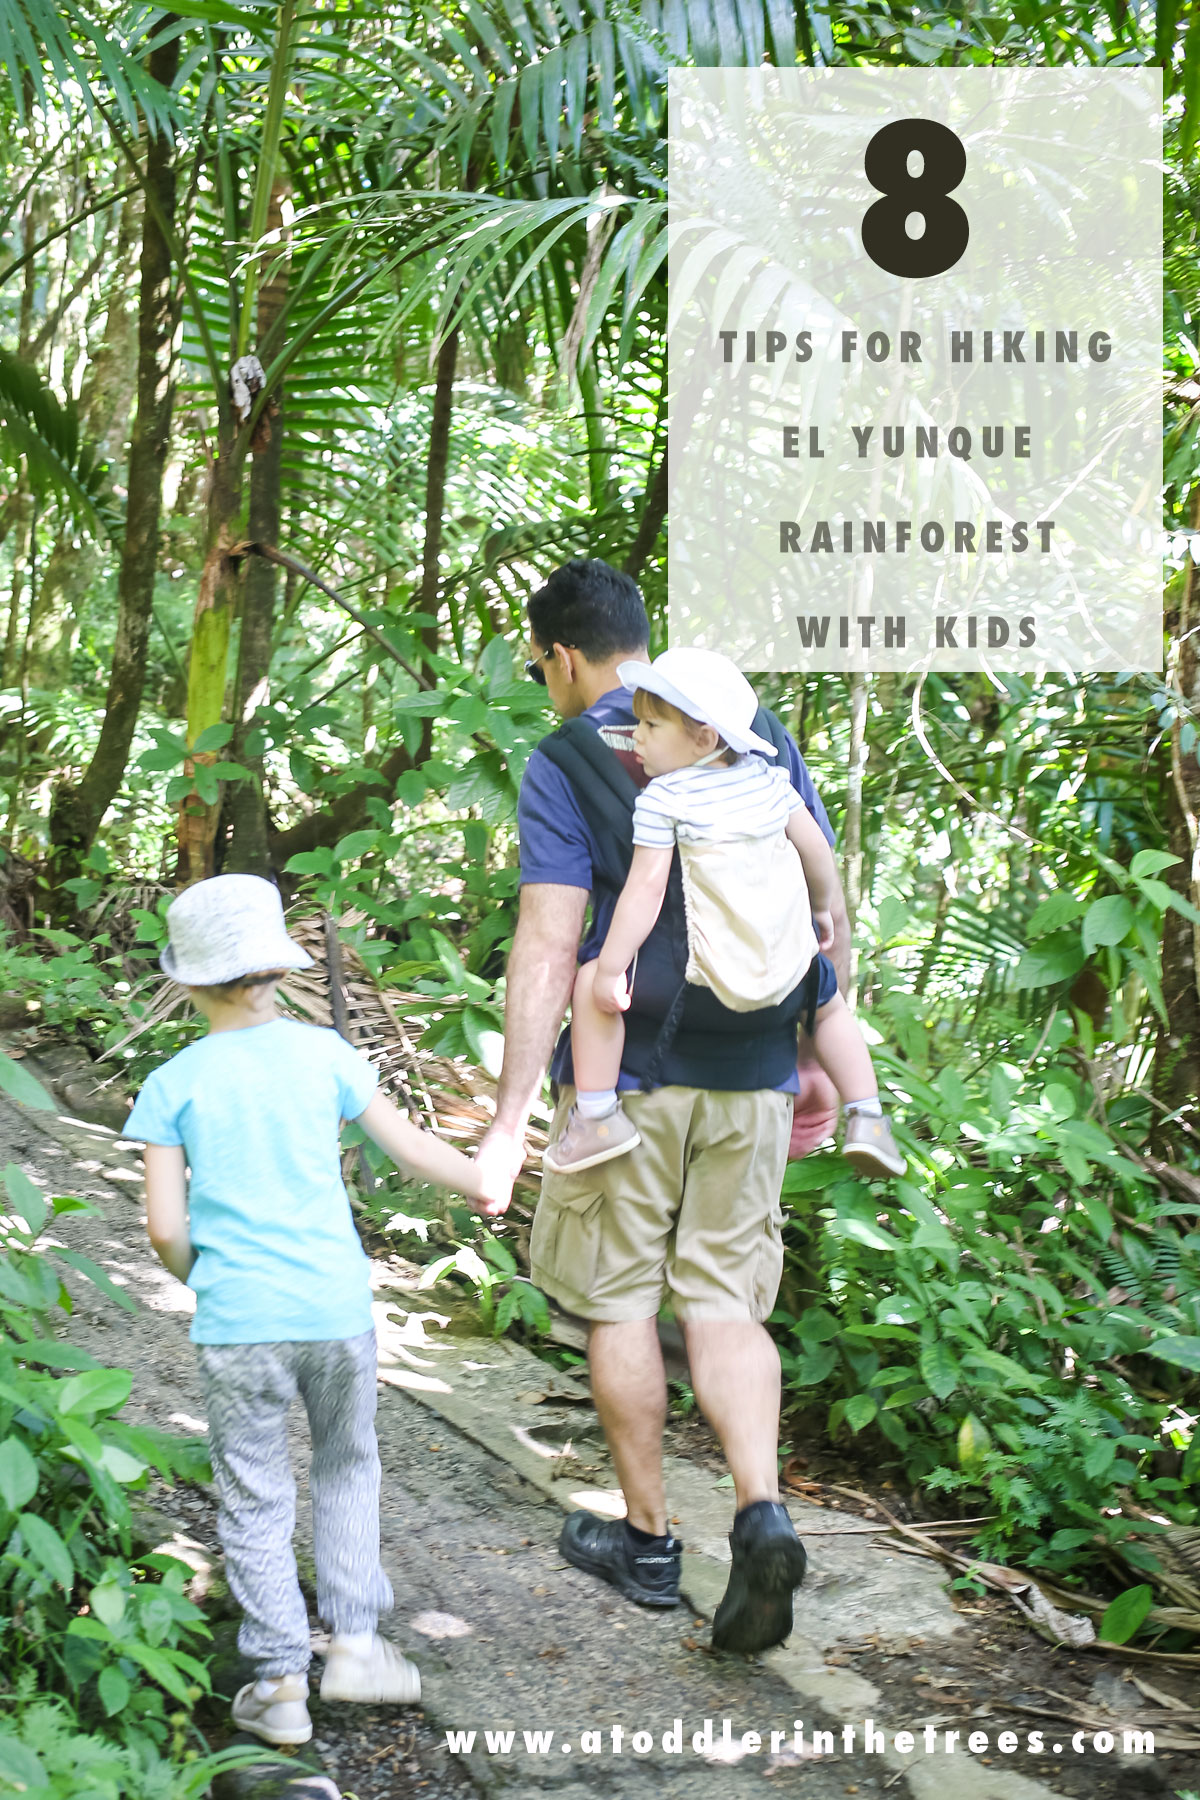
124, 874, 511, 1748
543, 648, 904, 1180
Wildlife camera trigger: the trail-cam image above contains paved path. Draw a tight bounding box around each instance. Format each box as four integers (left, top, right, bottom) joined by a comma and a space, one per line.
2, 1056, 1082, 1800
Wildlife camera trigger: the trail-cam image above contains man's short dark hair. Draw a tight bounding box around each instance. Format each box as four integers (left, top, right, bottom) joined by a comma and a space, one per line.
527, 558, 649, 662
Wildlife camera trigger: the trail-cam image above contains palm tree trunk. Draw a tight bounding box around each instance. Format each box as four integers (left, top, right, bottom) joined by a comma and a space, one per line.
178, 5, 297, 886
48, 25, 180, 878
225, 181, 290, 875
1157, 490, 1200, 1131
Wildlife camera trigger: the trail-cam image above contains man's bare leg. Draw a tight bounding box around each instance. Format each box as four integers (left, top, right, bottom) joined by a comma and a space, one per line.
588, 1318, 668, 1535
684, 1317, 806, 1654
683, 1319, 782, 1512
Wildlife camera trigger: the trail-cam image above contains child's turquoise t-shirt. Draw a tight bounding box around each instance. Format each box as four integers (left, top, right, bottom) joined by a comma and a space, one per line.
123, 1018, 377, 1345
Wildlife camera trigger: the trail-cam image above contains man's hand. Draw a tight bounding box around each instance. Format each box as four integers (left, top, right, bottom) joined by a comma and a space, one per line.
788, 1036, 840, 1160
813, 910, 835, 953
591, 967, 630, 1015
471, 1123, 527, 1217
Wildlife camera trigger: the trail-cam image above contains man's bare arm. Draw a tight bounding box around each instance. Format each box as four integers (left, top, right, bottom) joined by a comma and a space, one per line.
491, 881, 588, 1136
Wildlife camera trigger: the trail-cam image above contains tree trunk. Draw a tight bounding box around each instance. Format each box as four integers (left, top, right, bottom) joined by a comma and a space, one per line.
48, 25, 181, 878
842, 671, 870, 985
1156, 495, 1200, 1132
29, 196, 143, 687
224, 181, 290, 876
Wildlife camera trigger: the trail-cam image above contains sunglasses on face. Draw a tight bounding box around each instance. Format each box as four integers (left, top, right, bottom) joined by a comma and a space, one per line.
525, 645, 571, 684
524, 647, 553, 684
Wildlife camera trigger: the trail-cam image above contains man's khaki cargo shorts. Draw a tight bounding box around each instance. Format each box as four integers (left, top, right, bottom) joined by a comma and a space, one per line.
530, 1085, 792, 1323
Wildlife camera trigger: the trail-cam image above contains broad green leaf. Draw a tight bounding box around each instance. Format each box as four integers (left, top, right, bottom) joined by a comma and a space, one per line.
833, 1216, 903, 1252
1082, 895, 1135, 954
284, 848, 335, 876
1147, 1335, 1200, 1371
1098, 1584, 1154, 1645
334, 830, 378, 863
1130, 850, 1180, 878
957, 1413, 991, 1470
98, 1665, 131, 1716
1012, 933, 1085, 990
1027, 890, 1083, 937
0, 1436, 38, 1512
58, 1367, 132, 1417
99, 1444, 147, 1484
919, 1341, 960, 1400
90, 1577, 127, 1629
1049, 1528, 1096, 1552
844, 1393, 877, 1432
5, 1164, 46, 1232
192, 722, 234, 754
0, 1052, 54, 1111
17, 1511, 74, 1588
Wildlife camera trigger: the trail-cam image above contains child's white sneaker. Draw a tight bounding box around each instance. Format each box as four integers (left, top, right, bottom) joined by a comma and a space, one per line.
319, 1632, 422, 1704
231, 1673, 312, 1745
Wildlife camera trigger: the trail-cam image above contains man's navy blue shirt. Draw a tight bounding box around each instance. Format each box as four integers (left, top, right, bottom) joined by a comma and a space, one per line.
517, 687, 836, 1091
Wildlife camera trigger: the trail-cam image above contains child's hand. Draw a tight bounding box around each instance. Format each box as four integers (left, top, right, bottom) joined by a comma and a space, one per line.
813, 910, 835, 953
468, 1126, 524, 1217
592, 968, 630, 1015
470, 1165, 514, 1218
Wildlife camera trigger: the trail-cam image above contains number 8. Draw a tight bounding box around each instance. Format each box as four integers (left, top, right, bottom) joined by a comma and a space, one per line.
861, 118, 969, 279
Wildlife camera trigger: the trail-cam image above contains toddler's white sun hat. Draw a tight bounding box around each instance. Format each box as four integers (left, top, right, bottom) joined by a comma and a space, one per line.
617, 647, 777, 757
161, 873, 313, 986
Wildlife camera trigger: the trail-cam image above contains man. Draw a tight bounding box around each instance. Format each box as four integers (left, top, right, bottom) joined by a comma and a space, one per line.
476, 558, 849, 1655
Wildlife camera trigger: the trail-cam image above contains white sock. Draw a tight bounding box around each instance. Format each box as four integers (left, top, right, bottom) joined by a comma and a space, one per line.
331, 1629, 375, 1656
576, 1089, 618, 1119
845, 1096, 883, 1118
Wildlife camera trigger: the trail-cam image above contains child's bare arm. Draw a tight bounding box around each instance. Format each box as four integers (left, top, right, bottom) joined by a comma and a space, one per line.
356, 1092, 512, 1217
786, 804, 839, 949
144, 1144, 195, 1283
592, 846, 673, 1009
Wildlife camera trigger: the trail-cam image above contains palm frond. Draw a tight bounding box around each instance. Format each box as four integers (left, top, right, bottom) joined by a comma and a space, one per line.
0, 349, 122, 542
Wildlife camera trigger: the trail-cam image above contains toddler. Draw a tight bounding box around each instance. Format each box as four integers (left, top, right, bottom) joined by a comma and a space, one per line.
543, 648, 904, 1180
125, 874, 511, 1747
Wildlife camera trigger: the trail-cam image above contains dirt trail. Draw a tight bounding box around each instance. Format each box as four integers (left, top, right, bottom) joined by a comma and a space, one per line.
4, 1044, 1194, 1800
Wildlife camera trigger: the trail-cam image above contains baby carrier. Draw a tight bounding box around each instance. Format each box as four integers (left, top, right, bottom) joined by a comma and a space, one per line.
538, 707, 822, 1092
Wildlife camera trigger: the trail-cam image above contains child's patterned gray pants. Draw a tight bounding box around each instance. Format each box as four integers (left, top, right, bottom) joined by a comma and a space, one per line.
196, 1330, 393, 1677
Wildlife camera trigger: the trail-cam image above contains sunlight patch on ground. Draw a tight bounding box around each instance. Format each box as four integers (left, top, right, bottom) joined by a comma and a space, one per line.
376, 1366, 453, 1395
564, 1487, 626, 1519
410, 1610, 473, 1639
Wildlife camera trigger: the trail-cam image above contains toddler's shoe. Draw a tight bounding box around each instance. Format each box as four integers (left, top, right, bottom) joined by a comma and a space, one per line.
842, 1111, 906, 1178
231, 1673, 312, 1745
543, 1103, 640, 1174
319, 1632, 421, 1704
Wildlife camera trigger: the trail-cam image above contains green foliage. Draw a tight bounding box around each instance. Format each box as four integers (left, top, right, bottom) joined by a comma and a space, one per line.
0, 1167, 257, 1788
418, 1231, 551, 1339
777, 967, 1199, 1601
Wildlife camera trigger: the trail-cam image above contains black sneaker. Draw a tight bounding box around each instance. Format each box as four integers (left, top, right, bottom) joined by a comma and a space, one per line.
559, 1512, 682, 1608
711, 1500, 807, 1654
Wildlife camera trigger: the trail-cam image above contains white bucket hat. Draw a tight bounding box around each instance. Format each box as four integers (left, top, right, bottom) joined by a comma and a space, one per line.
161, 874, 313, 986
617, 647, 777, 757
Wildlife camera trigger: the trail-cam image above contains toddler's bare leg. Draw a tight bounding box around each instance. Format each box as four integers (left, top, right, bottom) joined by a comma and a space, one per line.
811, 991, 878, 1105
571, 959, 626, 1095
